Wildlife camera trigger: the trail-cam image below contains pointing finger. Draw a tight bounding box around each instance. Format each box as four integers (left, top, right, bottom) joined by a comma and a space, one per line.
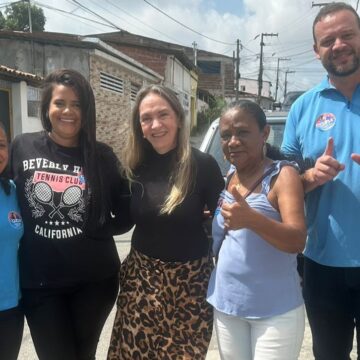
351, 153, 360, 165
324, 137, 334, 157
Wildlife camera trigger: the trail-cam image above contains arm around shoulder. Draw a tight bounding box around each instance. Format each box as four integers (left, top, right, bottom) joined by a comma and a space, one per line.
98, 143, 134, 234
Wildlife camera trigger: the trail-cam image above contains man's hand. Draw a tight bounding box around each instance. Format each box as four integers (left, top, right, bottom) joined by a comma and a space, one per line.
221, 185, 254, 230
351, 153, 360, 165
311, 137, 345, 187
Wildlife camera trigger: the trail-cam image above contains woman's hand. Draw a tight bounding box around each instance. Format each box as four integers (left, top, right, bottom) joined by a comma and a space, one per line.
221, 186, 255, 230
221, 166, 307, 253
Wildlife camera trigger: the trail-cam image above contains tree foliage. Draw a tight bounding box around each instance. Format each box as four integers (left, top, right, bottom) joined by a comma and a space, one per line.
198, 97, 227, 126
0, 2, 46, 31
0, 11, 5, 29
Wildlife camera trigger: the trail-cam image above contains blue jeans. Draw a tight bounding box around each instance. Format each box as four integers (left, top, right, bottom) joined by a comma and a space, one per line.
303, 257, 360, 360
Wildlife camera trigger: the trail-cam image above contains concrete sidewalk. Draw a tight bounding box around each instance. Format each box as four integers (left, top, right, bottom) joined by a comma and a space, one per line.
18, 233, 357, 359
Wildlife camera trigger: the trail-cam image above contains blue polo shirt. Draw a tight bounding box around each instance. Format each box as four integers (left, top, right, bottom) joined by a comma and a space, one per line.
282, 76, 360, 267
0, 181, 23, 311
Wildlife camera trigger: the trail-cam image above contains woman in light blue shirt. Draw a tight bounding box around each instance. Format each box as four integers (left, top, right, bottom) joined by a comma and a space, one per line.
207, 102, 306, 360
0, 122, 24, 360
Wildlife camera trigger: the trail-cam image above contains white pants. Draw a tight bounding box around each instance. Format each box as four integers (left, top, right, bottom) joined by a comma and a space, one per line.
214, 305, 305, 360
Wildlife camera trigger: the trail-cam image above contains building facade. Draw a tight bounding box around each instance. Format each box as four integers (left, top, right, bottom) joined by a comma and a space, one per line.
0, 31, 162, 155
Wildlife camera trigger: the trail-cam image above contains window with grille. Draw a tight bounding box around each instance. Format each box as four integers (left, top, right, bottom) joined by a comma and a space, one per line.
27, 86, 41, 117
130, 83, 140, 102
100, 72, 124, 94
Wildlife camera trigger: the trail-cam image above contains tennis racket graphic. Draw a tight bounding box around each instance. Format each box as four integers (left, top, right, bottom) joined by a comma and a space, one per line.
33, 182, 60, 217
48, 185, 82, 219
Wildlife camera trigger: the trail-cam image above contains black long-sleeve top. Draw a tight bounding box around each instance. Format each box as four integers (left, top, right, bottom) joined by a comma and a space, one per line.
10, 132, 132, 288
131, 147, 224, 262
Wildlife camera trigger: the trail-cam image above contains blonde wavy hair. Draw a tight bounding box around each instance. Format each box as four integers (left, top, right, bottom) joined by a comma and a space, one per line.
122, 84, 194, 215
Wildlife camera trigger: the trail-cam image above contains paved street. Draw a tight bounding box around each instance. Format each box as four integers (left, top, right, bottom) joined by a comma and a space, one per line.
18, 230, 357, 359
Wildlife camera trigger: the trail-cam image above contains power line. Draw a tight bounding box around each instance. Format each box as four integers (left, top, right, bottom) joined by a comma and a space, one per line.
103, 0, 188, 46
35, 1, 117, 30
142, 0, 235, 46
70, 0, 123, 31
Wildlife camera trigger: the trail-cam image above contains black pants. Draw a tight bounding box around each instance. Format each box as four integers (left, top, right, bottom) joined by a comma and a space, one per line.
22, 275, 119, 360
0, 306, 24, 360
303, 257, 360, 360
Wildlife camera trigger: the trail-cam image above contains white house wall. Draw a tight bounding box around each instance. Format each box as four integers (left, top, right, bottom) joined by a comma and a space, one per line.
164, 56, 192, 124
11, 81, 42, 137
239, 78, 272, 98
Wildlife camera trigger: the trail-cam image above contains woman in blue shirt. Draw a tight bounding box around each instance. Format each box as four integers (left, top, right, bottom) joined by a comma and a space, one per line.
207, 102, 306, 360
0, 121, 24, 360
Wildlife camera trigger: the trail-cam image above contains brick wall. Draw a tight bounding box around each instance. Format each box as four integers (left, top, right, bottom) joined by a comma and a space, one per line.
108, 44, 168, 77
89, 54, 160, 158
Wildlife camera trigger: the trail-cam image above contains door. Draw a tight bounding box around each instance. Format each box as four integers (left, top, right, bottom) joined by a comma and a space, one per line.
0, 89, 11, 139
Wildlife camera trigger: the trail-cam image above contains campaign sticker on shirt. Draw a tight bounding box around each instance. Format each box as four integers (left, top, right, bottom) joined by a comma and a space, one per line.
315, 113, 336, 131
8, 211, 23, 230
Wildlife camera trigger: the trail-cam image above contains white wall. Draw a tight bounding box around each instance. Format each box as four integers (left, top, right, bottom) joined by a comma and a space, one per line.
165, 56, 192, 124
239, 78, 272, 98
11, 81, 42, 138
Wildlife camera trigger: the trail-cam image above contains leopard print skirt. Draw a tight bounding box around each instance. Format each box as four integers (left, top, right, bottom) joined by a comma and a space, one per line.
107, 247, 214, 360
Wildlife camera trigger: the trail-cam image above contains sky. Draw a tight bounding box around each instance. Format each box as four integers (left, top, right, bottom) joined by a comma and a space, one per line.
1, 0, 359, 101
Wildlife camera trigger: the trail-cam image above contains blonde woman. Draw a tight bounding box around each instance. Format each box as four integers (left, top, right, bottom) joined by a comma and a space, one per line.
108, 85, 224, 359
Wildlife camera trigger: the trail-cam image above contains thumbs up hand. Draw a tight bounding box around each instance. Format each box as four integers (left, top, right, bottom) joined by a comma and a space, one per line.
221, 185, 254, 230
312, 137, 345, 186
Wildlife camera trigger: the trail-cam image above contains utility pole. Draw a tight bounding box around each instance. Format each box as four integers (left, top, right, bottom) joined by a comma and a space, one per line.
25, 0, 32, 33
192, 41, 197, 66
284, 70, 295, 98
257, 33, 278, 105
275, 57, 290, 102
235, 39, 241, 103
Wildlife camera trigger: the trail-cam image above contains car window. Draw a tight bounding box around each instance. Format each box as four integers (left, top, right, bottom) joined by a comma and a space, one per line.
206, 126, 231, 176
268, 123, 285, 148
282, 91, 305, 110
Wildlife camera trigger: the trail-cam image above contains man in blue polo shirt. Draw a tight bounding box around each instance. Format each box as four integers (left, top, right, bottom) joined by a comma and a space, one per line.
281, 2, 360, 359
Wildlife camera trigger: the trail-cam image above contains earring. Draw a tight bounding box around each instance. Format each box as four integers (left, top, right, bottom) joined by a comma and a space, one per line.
263, 142, 267, 157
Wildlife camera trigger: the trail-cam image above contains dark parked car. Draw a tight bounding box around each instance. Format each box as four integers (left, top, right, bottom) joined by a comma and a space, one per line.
282, 91, 305, 111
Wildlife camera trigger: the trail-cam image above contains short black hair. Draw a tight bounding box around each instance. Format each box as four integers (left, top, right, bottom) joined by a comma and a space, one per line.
222, 100, 267, 131
312, 2, 360, 43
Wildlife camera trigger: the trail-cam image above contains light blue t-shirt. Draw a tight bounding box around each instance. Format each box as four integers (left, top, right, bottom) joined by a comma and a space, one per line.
0, 180, 23, 311
282, 76, 360, 267
207, 161, 303, 318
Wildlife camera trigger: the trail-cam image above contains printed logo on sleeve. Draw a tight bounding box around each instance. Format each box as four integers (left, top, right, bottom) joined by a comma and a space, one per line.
315, 113, 336, 131
214, 191, 225, 216
8, 211, 23, 230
